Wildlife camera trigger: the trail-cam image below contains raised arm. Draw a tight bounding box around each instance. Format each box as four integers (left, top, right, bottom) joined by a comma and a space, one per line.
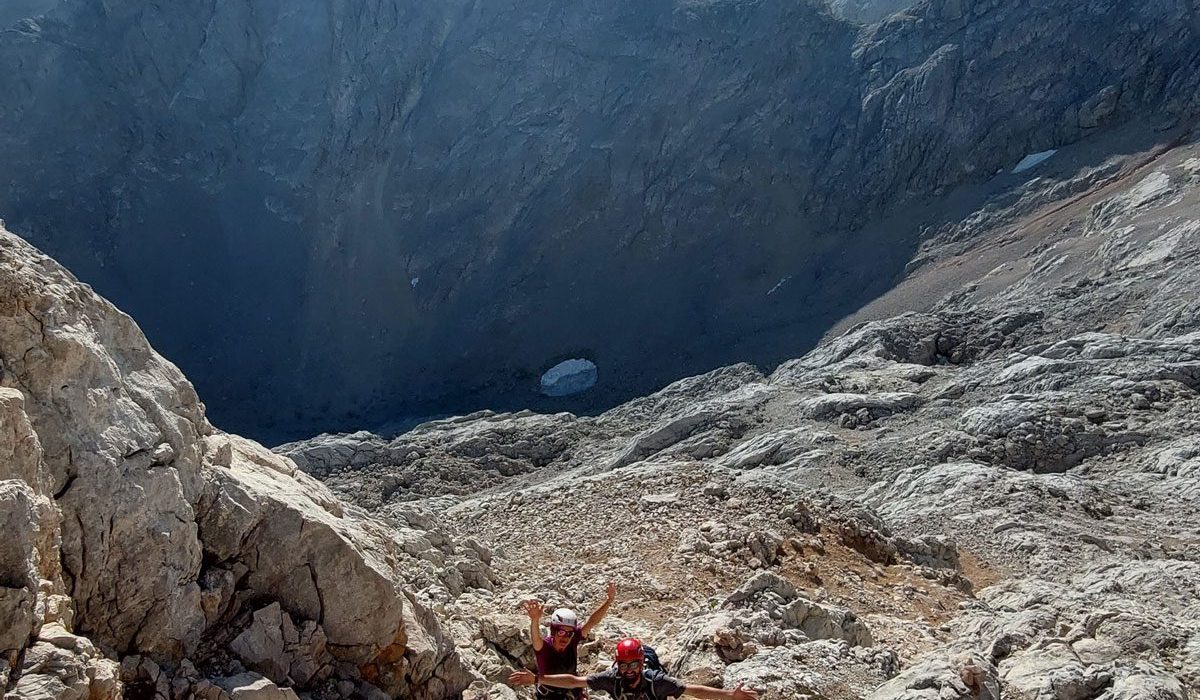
684, 683, 759, 700
509, 670, 589, 689
581, 581, 617, 636
523, 599, 545, 652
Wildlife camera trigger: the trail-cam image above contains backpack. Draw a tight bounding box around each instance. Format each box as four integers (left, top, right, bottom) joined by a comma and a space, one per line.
642, 645, 664, 673
613, 645, 664, 673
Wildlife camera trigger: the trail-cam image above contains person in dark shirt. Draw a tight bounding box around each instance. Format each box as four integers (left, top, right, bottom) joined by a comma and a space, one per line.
525, 582, 618, 699
511, 637, 758, 700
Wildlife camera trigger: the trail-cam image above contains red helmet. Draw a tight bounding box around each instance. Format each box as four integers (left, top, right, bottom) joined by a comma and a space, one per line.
615, 638, 644, 663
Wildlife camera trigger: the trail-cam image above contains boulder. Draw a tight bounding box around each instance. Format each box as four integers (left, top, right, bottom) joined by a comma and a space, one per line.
867, 652, 999, 700
214, 673, 301, 700
724, 572, 872, 647
229, 603, 334, 686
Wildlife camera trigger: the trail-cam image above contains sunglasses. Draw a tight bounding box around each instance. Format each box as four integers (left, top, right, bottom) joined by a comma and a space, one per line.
617, 661, 641, 672
551, 627, 576, 638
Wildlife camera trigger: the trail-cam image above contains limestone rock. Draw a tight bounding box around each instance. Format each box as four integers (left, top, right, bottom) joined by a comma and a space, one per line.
0, 483, 48, 661
214, 673, 301, 700
0, 227, 473, 696
7, 642, 92, 700
278, 411, 583, 506
1103, 674, 1189, 700
462, 680, 520, 700
0, 387, 75, 692
724, 572, 872, 647
716, 428, 837, 470
1000, 645, 1112, 700
1, 229, 209, 657
868, 653, 999, 700
799, 392, 924, 423
478, 615, 536, 671
229, 603, 333, 687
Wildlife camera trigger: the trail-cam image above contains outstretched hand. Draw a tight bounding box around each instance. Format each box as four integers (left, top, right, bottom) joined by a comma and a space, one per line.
510, 669, 536, 686
731, 683, 759, 700
522, 599, 544, 621
605, 581, 617, 603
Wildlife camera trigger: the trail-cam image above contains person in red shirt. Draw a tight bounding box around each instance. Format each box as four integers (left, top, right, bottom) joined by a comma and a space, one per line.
524, 582, 618, 700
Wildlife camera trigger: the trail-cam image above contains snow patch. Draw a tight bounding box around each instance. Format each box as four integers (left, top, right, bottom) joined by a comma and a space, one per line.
540, 358, 598, 397
1012, 149, 1058, 174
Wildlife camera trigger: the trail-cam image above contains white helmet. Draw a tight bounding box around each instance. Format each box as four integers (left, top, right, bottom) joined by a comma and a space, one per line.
549, 608, 578, 629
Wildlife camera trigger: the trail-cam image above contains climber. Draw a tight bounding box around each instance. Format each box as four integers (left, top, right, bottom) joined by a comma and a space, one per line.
523, 581, 618, 699
510, 637, 759, 700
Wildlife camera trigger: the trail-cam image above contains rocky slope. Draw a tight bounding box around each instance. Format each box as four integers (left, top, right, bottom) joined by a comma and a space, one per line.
280, 127, 1200, 699
0, 229, 499, 699
1, 0, 1197, 440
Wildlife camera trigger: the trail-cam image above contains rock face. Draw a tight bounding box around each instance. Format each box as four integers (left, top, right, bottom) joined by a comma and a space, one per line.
1, 0, 1197, 440
0, 0, 57, 27
0, 388, 115, 699
285, 133, 1200, 698
828, 0, 912, 23
0, 228, 485, 697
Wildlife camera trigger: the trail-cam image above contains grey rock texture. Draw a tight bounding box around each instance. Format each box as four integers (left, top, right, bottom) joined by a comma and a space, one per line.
0, 0, 58, 27
0, 389, 118, 700
828, 0, 912, 24
276, 411, 584, 506
228, 603, 334, 687
1, 0, 1197, 440
867, 653, 999, 700
213, 673, 300, 700
0, 228, 487, 697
